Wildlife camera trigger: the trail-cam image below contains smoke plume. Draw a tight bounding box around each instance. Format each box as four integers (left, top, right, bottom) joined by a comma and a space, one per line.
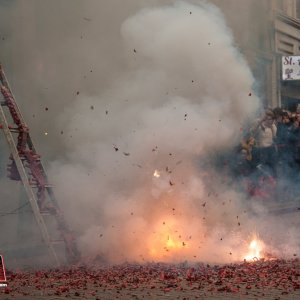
47, 1, 261, 264
0, 0, 298, 266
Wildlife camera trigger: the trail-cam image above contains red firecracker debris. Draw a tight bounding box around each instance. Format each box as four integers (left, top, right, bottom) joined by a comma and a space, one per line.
1, 259, 299, 298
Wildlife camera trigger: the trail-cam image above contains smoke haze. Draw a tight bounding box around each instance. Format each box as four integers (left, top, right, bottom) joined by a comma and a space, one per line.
0, 0, 298, 266
48, 1, 260, 264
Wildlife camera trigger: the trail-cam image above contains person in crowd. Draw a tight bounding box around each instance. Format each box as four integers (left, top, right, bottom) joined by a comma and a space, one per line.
288, 117, 300, 168
234, 136, 256, 178
275, 111, 292, 173
234, 139, 257, 197
254, 110, 277, 176
273, 107, 283, 120
284, 108, 293, 118
241, 136, 255, 162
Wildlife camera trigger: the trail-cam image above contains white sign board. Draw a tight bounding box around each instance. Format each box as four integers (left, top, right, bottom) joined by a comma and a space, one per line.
282, 56, 300, 80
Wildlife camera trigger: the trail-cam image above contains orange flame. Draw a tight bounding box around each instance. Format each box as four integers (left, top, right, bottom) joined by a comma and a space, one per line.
148, 217, 188, 259
243, 236, 264, 261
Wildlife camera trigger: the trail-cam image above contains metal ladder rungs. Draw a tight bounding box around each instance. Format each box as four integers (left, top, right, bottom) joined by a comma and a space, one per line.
0, 64, 80, 265
40, 211, 53, 216
9, 128, 19, 133
30, 184, 54, 188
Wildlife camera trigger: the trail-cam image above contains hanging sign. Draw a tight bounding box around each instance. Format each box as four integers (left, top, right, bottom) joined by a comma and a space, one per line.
282, 56, 300, 80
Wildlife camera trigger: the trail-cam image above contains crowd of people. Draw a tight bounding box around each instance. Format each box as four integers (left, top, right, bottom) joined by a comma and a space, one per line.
235, 104, 300, 199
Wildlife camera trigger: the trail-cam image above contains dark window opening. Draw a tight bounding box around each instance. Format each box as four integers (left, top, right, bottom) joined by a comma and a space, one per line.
281, 95, 300, 111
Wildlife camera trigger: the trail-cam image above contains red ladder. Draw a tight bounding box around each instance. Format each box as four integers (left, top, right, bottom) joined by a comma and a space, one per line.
0, 64, 80, 266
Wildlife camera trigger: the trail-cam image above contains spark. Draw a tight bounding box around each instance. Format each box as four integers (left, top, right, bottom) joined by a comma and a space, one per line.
153, 170, 160, 178
243, 235, 265, 261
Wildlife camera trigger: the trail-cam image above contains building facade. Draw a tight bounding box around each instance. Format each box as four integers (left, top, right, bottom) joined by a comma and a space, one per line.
252, 0, 300, 109
274, 0, 300, 109
213, 0, 300, 109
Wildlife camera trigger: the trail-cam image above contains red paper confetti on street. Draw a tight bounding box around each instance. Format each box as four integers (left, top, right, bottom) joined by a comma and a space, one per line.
0, 259, 299, 299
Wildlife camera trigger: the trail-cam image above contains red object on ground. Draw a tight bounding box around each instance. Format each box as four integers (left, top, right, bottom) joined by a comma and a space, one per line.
1, 259, 299, 298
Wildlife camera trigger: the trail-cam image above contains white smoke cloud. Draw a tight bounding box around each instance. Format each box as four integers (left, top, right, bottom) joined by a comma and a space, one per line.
48, 1, 262, 264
